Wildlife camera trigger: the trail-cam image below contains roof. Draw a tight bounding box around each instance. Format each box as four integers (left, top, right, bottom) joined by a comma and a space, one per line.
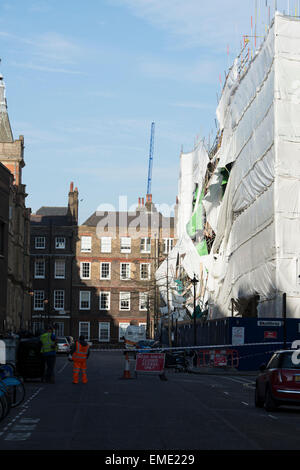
82, 211, 175, 229
0, 76, 13, 143
0, 112, 13, 143
30, 206, 74, 226
36, 206, 69, 216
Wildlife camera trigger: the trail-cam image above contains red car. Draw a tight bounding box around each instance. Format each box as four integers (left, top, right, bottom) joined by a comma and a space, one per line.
255, 350, 300, 411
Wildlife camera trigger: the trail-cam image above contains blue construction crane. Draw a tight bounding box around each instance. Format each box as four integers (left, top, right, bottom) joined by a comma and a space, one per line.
146, 122, 155, 198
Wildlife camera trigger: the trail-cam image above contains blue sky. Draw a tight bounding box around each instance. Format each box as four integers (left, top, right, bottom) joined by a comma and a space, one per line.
0, 0, 294, 223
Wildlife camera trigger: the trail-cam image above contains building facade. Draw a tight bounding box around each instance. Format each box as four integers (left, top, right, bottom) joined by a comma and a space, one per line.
0, 163, 11, 332
0, 74, 31, 333
72, 198, 175, 343
30, 183, 78, 335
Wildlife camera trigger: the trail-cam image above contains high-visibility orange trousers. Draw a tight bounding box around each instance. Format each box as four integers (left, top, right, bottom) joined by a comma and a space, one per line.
73, 359, 88, 384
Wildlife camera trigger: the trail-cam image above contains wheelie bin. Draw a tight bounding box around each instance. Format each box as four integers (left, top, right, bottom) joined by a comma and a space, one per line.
17, 338, 45, 381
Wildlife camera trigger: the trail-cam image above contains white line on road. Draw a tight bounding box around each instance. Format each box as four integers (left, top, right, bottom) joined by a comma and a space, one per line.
268, 414, 278, 420
242, 402, 249, 406
221, 376, 255, 385
4, 432, 32, 441
58, 362, 69, 374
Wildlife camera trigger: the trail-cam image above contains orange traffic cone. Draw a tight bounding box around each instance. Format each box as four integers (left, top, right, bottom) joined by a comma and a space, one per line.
123, 353, 131, 379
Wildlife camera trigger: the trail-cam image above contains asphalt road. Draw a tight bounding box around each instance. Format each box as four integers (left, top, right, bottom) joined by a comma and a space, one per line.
0, 352, 300, 452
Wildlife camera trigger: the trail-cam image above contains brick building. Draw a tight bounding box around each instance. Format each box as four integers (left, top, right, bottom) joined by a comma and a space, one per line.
0, 73, 31, 333
30, 183, 78, 335
0, 162, 11, 331
72, 197, 175, 344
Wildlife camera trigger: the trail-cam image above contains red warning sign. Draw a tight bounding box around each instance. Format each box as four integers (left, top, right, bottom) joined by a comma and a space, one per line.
135, 353, 165, 373
264, 331, 277, 339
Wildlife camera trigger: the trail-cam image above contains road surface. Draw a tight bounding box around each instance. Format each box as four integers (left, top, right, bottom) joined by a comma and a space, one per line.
0, 351, 300, 451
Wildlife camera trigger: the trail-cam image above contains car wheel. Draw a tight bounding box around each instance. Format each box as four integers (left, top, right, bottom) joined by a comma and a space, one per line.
255, 385, 264, 408
264, 386, 278, 412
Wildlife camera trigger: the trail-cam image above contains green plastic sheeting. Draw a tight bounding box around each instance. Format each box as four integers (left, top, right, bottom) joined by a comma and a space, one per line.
196, 239, 208, 256
186, 189, 204, 238
174, 279, 183, 295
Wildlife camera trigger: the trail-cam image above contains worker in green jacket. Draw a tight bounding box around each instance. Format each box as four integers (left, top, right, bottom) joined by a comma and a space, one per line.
40, 325, 57, 383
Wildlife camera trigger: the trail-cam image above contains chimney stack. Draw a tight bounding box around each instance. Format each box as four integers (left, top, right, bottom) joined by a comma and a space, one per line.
68, 181, 79, 224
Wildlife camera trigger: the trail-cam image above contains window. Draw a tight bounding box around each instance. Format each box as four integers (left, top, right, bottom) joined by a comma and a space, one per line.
35, 237, 45, 249
55, 260, 65, 279
56, 322, 65, 336
139, 292, 148, 311
140, 237, 151, 253
101, 237, 112, 253
33, 321, 44, 335
280, 352, 300, 370
266, 354, 280, 369
81, 236, 92, 252
54, 290, 65, 311
140, 263, 151, 280
120, 237, 131, 253
55, 237, 65, 249
119, 292, 130, 311
79, 322, 90, 341
163, 238, 174, 254
100, 262, 111, 280
120, 263, 130, 280
99, 322, 110, 342
34, 259, 45, 279
34, 290, 45, 311
119, 322, 130, 342
80, 291, 91, 310
99, 292, 110, 311
80, 262, 91, 280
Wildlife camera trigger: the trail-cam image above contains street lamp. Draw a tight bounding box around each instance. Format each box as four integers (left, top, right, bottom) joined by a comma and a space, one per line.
190, 275, 199, 346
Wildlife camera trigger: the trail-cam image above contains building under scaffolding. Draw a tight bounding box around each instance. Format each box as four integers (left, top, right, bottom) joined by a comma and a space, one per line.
156, 13, 300, 323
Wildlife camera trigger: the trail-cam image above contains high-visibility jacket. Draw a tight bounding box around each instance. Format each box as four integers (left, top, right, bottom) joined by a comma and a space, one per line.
40, 332, 56, 355
72, 341, 89, 361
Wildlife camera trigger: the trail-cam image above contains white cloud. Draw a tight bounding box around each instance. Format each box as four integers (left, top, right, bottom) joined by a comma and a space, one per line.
0, 29, 84, 68
111, 0, 254, 52
10, 61, 84, 75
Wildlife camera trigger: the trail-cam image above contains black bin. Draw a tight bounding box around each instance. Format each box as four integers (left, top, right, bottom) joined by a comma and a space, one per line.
17, 338, 45, 381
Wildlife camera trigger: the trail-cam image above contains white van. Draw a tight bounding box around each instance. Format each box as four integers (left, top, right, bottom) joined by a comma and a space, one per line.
124, 325, 146, 350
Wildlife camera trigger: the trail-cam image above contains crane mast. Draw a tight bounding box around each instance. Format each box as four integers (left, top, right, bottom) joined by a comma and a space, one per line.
146, 122, 155, 202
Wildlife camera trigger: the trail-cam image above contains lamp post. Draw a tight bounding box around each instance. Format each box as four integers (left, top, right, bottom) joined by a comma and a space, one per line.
191, 275, 199, 346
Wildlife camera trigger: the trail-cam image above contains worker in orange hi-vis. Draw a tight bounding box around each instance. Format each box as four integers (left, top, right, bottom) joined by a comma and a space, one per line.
70, 335, 90, 384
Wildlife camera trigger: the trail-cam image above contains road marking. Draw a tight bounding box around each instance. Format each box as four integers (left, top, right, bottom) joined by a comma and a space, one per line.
221, 376, 255, 385
4, 432, 31, 441
58, 362, 69, 374
224, 391, 229, 395
20, 418, 40, 424
12, 424, 37, 431
243, 383, 256, 390
268, 414, 278, 420
242, 401, 249, 406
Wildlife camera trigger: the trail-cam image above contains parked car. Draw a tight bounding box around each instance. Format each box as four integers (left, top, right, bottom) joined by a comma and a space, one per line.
255, 350, 300, 411
66, 336, 74, 347
56, 337, 71, 354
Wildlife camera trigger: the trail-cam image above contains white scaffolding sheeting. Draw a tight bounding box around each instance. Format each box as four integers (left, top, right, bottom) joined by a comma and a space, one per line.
177, 141, 209, 239
206, 14, 300, 319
